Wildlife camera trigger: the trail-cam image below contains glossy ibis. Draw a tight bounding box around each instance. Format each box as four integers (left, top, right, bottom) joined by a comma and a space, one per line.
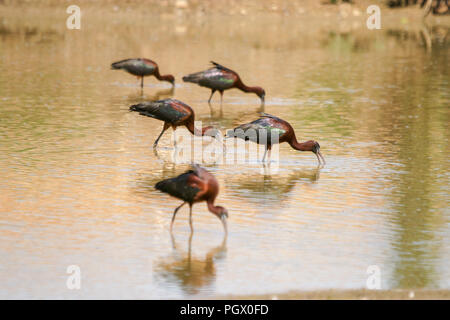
111, 58, 175, 88
182, 61, 265, 105
227, 113, 325, 165
129, 98, 219, 148
155, 164, 228, 233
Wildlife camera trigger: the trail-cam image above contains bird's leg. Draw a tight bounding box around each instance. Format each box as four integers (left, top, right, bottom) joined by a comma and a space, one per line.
208, 103, 215, 118
170, 202, 186, 232
189, 204, 194, 234
172, 127, 177, 148
219, 91, 224, 106
219, 91, 224, 116
141, 76, 144, 88
187, 232, 193, 263
208, 89, 216, 105
268, 145, 272, 162
262, 145, 268, 162
153, 123, 170, 148
170, 232, 177, 250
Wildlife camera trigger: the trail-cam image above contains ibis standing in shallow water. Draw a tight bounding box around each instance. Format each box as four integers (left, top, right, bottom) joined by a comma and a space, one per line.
182, 61, 265, 106
129, 99, 219, 148
227, 113, 326, 165
155, 164, 228, 234
111, 58, 175, 88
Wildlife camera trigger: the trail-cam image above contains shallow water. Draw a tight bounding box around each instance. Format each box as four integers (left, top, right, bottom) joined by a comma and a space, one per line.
0, 8, 449, 298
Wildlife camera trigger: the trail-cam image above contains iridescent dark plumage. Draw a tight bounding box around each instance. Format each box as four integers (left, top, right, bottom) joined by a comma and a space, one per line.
182, 61, 265, 105
129, 99, 218, 148
155, 171, 200, 203
111, 58, 174, 88
155, 164, 228, 233
227, 113, 325, 164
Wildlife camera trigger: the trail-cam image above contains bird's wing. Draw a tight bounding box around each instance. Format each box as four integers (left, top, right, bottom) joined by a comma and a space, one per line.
183, 67, 236, 90
235, 121, 265, 132
111, 58, 135, 69
200, 68, 236, 88
210, 61, 235, 73
226, 121, 265, 140
155, 171, 199, 203
227, 118, 286, 143
111, 58, 155, 69
191, 163, 211, 180
155, 169, 208, 203
258, 115, 288, 135
259, 113, 283, 121
129, 99, 190, 124
141, 58, 157, 67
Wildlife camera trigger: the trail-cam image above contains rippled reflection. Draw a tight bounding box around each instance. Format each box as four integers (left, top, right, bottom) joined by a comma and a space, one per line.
226, 166, 321, 206
154, 234, 227, 295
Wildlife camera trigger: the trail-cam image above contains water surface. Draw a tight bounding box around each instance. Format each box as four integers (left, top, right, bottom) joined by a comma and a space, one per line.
0, 8, 449, 298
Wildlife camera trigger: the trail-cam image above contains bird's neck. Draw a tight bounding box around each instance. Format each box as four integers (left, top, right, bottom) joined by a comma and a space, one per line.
154, 68, 172, 83
236, 80, 258, 94
207, 200, 221, 217
186, 121, 208, 137
288, 134, 311, 151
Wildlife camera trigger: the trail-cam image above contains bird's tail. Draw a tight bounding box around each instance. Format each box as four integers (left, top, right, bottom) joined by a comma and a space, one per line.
111, 59, 130, 70
155, 179, 170, 193
129, 103, 145, 112
155, 178, 178, 197
130, 102, 156, 112
129, 102, 161, 119
182, 71, 204, 84
155, 173, 197, 203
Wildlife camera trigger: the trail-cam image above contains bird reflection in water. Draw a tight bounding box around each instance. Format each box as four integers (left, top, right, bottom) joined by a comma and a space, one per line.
154, 234, 227, 295
207, 101, 265, 122
152, 138, 224, 165
227, 165, 321, 205
113, 87, 175, 112
127, 87, 175, 102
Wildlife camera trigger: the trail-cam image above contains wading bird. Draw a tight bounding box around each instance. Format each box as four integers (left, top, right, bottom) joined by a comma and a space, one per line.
129, 99, 219, 148
182, 61, 265, 106
155, 164, 228, 234
111, 58, 175, 88
227, 113, 326, 165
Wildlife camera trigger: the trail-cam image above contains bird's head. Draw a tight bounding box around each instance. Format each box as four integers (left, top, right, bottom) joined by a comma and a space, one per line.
300, 140, 319, 152
217, 206, 229, 234
216, 206, 229, 219
253, 87, 265, 105
201, 126, 226, 151
165, 75, 175, 86
202, 126, 221, 139
304, 140, 319, 153
303, 140, 326, 165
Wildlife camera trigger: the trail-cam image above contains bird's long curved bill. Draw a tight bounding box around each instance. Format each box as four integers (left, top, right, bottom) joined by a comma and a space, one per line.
318, 151, 326, 165
215, 134, 227, 153
221, 215, 228, 234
